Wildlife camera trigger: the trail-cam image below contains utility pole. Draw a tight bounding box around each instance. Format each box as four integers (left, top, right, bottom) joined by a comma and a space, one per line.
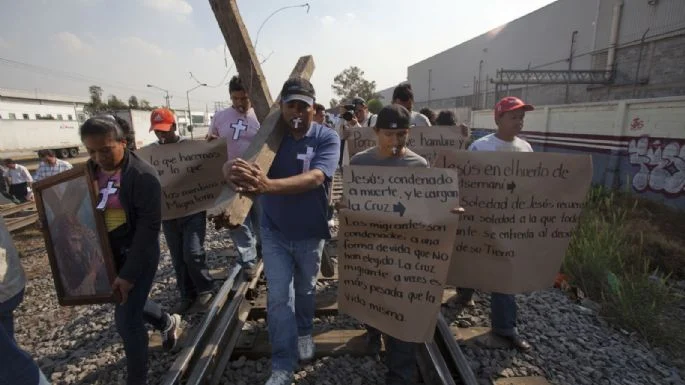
428, 69, 432, 105
186, 83, 207, 139
146, 84, 170, 108
565, 31, 578, 104
477, 60, 484, 109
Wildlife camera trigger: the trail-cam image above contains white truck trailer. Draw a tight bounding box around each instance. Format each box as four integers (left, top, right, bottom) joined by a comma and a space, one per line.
0, 119, 82, 159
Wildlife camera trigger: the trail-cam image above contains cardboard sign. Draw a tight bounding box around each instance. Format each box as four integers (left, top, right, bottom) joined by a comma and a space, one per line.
338, 166, 460, 342
433, 151, 593, 294
346, 125, 469, 159
137, 139, 228, 220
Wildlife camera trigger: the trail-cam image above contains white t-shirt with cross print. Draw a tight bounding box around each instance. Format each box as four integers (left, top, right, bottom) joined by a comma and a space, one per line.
297, 146, 316, 173
209, 106, 260, 160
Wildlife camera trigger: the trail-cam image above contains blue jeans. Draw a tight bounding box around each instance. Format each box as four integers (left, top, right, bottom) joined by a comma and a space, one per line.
115, 264, 169, 385
229, 203, 261, 267
459, 288, 517, 336
261, 226, 325, 372
0, 289, 24, 341
366, 326, 417, 385
162, 211, 213, 299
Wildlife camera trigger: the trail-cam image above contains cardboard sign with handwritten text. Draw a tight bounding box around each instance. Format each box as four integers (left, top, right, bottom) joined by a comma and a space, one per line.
433, 151, 593, 294
136, 139, 228, 220
346, 125, 469, 160
339, 166, 460, 342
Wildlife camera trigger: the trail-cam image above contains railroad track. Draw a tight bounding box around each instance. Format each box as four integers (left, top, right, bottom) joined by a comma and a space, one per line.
160, 172, 479, 385
1, 201, 38, 232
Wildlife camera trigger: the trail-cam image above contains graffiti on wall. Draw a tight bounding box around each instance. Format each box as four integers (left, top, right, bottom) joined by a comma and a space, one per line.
628, 136, 685, 195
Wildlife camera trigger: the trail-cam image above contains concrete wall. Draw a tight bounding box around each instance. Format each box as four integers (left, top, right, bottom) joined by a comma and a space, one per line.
470, 96, 685, 210
408, 0, 598, 104
407, 0, 685, 110
588, 33, 685, 101
593, 0, 685, 50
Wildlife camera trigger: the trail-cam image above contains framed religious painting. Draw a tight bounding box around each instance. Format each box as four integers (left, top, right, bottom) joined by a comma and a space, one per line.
33, 166, 118, 306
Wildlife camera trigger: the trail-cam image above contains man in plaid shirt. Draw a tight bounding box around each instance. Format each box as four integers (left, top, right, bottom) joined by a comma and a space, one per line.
34, 149, 73, 182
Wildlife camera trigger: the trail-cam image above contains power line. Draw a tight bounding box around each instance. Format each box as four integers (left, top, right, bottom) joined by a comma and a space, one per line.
0, 56, 220, 105
190, 66, 234, 88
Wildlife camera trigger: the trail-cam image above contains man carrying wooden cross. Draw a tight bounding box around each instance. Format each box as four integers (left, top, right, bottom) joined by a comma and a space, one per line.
224, 77, 340, 385
208, 75, 262, 280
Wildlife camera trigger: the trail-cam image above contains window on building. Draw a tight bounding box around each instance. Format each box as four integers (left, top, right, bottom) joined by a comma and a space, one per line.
68, 114, 73, 120
22, 114, 29, 120
77, 113, 86, 123
35, 114, 41, 119
9, 113, 16, 119
57, 114, 64, 120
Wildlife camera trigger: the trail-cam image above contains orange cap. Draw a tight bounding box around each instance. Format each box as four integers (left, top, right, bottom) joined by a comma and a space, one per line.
149, 108, 176, 132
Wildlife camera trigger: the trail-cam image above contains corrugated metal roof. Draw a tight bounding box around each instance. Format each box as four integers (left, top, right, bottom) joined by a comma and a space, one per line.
0, 88, 90, 104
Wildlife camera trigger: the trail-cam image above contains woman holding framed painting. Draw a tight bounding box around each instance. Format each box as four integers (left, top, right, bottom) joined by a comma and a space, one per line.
34, 115, 181, 385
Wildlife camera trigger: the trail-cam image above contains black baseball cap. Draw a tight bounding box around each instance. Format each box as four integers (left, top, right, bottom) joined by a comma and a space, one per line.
375, 104, 411, 129
280, 77, 316, 106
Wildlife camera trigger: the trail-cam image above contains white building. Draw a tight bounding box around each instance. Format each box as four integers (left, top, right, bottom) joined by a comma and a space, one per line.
0, 88, 89, 123
400, 0, 685, 110
0, 88, 90, 158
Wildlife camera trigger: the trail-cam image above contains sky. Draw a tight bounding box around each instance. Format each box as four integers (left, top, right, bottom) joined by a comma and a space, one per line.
0, 0, 557, 111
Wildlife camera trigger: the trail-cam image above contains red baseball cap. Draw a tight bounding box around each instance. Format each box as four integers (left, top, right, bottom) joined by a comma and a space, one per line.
149, 108, 176, 132
494, 96, 534, 118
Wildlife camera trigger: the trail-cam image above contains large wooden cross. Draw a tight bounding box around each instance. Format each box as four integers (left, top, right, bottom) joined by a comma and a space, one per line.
207, 0, 315, 227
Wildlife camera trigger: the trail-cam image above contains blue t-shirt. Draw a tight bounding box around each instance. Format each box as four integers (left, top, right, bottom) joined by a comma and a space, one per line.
261, 122, 341, 240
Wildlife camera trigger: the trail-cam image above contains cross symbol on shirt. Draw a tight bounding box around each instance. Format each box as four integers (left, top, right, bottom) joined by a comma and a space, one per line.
96, 181, 118, 210
297, 146, 315, 173
292, 117, 302, 128
230, 119, 247, 140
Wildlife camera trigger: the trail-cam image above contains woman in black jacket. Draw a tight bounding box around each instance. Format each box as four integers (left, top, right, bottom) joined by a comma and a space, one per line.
80, 115, 180, 385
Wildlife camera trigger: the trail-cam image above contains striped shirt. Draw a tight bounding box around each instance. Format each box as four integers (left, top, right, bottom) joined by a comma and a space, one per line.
34, 159, 73, 181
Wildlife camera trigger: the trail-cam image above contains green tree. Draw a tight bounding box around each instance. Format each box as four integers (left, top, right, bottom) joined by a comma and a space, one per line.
107, 95, 128, 110
128, 95, 139, 109
139, 99, 152, 110
331, 66, 378, 104
367, 98, 384, 114
329, 99, 339, 109
85, 85, 105, 115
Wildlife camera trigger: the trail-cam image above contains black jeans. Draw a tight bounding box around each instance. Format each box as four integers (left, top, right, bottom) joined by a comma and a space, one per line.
9, 182, 28, 202
458, 288, 518, 336
338, 140, 346, 168
367, 326, 418, 385
162, 211, 213, 299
